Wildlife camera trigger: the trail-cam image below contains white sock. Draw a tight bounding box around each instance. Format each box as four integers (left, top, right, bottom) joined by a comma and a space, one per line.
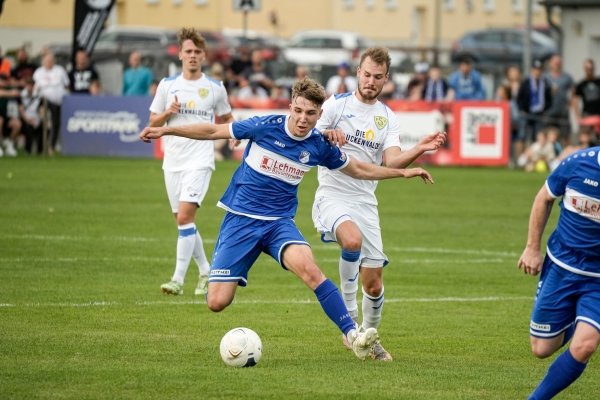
362, 285, 384, 330
193, 230, 210, 276
172, 222, 197, 285
339, 250, 361, 321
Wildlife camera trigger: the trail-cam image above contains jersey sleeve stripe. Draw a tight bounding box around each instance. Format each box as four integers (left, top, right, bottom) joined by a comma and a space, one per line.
545, 180, 559, 199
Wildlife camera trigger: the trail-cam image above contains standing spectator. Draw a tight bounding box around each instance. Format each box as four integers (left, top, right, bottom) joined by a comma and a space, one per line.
516, 59, 552, 159
10, 48, 38, 90
573, 59, 600, 123
229, 44, 252, 77
406, 61, 429, 100
496, 84, 520, 148
505, 66, 522, 99
448, 58, 486, 100
544, 55, 575, 144
122, 51, 153, 96
295, 65, 308, 81
422, 65, 451, 102
236, 76, 269, 99
18, 77, 43, 155
68, 50, 99, 94
33, 53, 70, 155
0, 46, 12, 77
241, 49, 274, 94
0, 73, 21, 156
325, 61, 357, 96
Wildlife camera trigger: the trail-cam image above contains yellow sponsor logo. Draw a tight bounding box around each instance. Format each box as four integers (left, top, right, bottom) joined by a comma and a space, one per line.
365, 130, 375, 140
198, 88, 209, 99
374, 116, 388, 129
187, 100, 196, 108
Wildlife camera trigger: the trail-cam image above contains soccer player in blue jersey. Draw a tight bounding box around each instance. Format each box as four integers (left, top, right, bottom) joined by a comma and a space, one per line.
518, 146, 600, 399
140, 77, 435, 360
149, 28, 234, 296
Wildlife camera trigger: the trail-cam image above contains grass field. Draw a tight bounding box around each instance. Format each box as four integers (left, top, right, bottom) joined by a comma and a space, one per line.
0, 156, 597, 399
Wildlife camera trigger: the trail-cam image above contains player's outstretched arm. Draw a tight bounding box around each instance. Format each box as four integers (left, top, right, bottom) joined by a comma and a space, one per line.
340, 157, 433, 184
385, 131, 446, 169
517, 185, 556, 276
140, 123, 231, 143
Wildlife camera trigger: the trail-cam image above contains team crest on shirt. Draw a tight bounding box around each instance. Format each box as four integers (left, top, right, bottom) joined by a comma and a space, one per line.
374, 116, 388, 129
198, 88, 209, 99
299, 150, 310, 163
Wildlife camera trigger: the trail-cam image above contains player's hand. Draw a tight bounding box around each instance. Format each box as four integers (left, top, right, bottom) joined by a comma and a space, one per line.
517, 248, 544, 276
403, 167, 434, 184
167, 95, 181, 116
229, 139, 241, 150
139, 126, 165, 143
323, 129, 347, 147
417, 131, 446, 152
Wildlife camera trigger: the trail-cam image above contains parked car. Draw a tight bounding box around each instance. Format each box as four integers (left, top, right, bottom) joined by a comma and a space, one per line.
221, 28, 285, 61
450, 28, 558, 65
282, 30, 407, 68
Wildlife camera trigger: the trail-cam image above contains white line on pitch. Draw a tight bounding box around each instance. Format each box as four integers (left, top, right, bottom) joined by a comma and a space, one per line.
0, 296, 532, 308
0, 256, 172, 263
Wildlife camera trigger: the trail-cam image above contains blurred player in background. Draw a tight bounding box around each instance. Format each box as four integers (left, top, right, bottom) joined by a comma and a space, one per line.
149, 28, 234, 296
313, 47, 446, 360
518, 146, 600, 399
140, 77, 436, 360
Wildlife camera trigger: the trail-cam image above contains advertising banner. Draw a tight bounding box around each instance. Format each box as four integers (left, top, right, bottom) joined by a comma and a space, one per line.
61, 95, 154, 157
72, 0, 115, 65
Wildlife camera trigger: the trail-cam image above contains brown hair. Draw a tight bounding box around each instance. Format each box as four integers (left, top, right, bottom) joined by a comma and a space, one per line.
360, 46, 391, 73
178, 28, 206, 50
291, 77, 326, 107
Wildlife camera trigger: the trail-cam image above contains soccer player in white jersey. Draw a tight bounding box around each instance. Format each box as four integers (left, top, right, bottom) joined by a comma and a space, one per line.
140, 77, 435, 360
518, 146, 600, 399
149, 28, 234, 296
312, 47, 446, 360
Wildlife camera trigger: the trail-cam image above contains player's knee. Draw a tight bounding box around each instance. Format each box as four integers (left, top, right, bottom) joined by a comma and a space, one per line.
363, 281, 383, 297
570, 338, 599, 361
342, 237, 362, 252
299, 263, 326, 288
530, 338, 557, 359
206, 294, 230, 313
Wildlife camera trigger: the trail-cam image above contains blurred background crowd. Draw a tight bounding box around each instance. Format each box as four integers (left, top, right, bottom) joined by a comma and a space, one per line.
0, 0, 599, 169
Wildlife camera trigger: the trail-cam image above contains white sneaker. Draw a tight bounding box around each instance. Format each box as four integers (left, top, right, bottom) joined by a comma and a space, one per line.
370, 341, 393, 361
4, 141, 17, 157
194, 274, 209, 295
342, 317, 359, 350
346, 327, 379, 361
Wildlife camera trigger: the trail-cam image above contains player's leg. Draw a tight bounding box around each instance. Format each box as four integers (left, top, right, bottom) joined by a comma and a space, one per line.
206, 281, 238, 312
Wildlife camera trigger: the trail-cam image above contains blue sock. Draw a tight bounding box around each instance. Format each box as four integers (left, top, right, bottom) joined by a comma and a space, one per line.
561, 324, 575, 348
528, 348, 587, 400
314, 279, 355, 335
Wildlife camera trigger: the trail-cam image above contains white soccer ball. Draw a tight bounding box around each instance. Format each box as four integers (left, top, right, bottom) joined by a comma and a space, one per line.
220, 327, 262, 367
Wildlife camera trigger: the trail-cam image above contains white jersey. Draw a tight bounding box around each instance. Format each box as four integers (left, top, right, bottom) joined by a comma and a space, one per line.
150, 73, 231, 172
315, 92, 401, 205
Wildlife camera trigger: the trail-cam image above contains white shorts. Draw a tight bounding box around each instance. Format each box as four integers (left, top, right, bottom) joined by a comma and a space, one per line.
312, 196, 388, 268
164, 168, 212, 213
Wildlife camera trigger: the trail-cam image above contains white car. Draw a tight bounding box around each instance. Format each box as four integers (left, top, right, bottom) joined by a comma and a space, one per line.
283, 30, 407, 68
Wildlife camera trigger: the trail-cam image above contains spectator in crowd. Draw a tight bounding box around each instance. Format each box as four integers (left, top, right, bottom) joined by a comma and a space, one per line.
544, 55, 575, 144
10, 47, 38, 89
295, 65, 309, 81
546, 125, 562, 157
229, 44, 252, 77
241, 49, 274, 94
68, 50, 99, 94
496, 84, 520, 145
122, 51, 153, 96
549, 127, 595, 171
325, 61, 357, 96
271, 83, 290, 101
236, 76, 269, 99
18, 77, 43, 155
89, 80, 103, 96
422, 65, 451, 102
517, 128, 556, 172
448, 58, 486, 100
33, 52, 69, 155
573, 59, 600, 124
208, 62, 224, 82
505, 66, 522, 99
0, 73, 21, 157
516, 59, 552, 159
406, 61, 429, 100
0, 46, 12, 77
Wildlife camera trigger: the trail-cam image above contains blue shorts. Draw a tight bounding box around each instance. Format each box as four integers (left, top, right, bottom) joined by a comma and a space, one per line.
530, 256, 600, 338
209, 212, 309, 287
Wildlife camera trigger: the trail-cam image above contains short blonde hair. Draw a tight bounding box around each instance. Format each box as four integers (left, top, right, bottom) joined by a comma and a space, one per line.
291, 77, 326, 107
178, 28, 206, 50
360, 46, 391, 73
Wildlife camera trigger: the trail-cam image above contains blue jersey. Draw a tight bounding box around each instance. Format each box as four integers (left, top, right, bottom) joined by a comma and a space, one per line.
545, 146, 600, 277
218, 115, 349, 219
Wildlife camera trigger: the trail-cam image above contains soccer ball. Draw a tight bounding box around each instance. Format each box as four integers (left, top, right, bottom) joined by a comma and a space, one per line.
220, 327, 262, 367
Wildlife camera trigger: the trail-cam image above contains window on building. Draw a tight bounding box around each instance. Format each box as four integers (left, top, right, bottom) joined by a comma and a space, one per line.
365, 0, 375, 10
533, 0, 542, 13
484, 0, 495, 12
342, 0, 355, 9
512, 0, 522, 13
444, 0, 456, 11
172, 0, 182, 5
146, 0, 159, 4
195, 0, 208, 5
465, 0, 473, 12
385, 0, 397, 10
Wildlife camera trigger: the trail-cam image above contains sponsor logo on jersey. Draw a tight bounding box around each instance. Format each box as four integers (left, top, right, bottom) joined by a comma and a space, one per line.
260, 156, 307, 180
374, 116, 388, 129
584, 178, 599, 187
346, 114, 356, 118
198, 88, 209, 99
340, 152, 347, 162
179, 101, 213, 116
365, 130, 375, 140
530, 321, 551, 332
275, 140, 285, 148
170, 89, 180, 94
299, 150, 310, 163
565, 188, 600, 222
211, 269, 231, 276
346, 129, 381, 149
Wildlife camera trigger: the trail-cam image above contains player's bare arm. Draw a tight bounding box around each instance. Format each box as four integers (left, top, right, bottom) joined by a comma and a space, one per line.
218, 112, 241, 149
140, 122, 232, 143
518, 185, 556, 276
385, 131, 447, 169
149, 95, 181, 127
341, 157, 433, 183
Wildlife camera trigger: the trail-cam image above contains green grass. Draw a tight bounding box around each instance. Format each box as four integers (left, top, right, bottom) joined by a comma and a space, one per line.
0, 156, 597, 399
